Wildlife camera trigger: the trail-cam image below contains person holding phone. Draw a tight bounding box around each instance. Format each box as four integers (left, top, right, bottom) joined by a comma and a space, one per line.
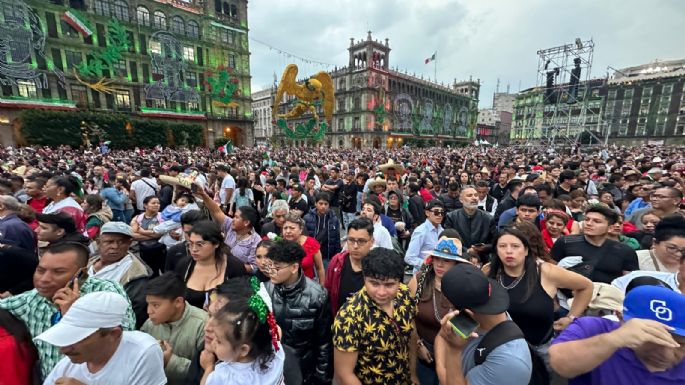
408, 238, 471, 385
434, 263, 533, 385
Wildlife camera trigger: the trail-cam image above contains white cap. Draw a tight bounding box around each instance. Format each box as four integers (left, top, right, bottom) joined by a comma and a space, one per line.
35, 292, 128, 347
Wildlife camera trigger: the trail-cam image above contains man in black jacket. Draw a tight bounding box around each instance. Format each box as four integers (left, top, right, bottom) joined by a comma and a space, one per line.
407, 183, 426, 229
439, 182, 463, 213
493, 179, 523, 224
264, 240, 332, 385
444, 186, 496, 250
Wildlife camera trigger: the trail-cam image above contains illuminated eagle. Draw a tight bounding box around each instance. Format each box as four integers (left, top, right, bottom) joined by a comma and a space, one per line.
273, 64, 335, 124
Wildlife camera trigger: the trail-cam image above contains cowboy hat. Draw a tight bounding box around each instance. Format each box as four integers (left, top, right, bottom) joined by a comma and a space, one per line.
379, 159, 405, 175
368, 176, 387, 190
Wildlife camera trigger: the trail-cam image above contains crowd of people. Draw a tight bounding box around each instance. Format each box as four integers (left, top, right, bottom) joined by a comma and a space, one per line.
0, 142, 684, 385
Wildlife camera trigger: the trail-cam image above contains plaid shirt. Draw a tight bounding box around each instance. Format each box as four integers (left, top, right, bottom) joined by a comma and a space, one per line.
0, 277, 136, 379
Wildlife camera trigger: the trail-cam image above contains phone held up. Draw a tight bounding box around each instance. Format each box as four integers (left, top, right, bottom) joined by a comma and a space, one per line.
68, 268, 89, 290
449, 311, 479, 339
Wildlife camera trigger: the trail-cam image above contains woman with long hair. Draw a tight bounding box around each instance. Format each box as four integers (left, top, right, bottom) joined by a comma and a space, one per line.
281, 213, 325, 285
174, 220, 249, 308
541, 209, 571, 251
229, 177, 254, 217
486, 226, 593, 365
42, 174, 86, 233
408, 238, 467, 385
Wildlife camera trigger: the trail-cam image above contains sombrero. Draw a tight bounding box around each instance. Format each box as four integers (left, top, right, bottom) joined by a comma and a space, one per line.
379, 159, 405, 175
159, 173, 198, 189
368, 176, 387, 190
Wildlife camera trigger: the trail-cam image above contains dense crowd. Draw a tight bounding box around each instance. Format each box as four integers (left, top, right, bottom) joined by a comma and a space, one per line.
0, 143, 684, 385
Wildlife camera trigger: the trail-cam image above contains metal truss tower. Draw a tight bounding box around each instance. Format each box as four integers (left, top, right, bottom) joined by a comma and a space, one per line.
525, 38, 602, 153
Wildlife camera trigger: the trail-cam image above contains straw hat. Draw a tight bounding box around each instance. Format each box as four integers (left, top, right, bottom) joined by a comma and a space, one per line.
379, 159, 405, 175
368, 176, 387, 190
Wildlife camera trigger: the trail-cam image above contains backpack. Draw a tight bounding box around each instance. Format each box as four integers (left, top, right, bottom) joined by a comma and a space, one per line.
475, 321, 550, 385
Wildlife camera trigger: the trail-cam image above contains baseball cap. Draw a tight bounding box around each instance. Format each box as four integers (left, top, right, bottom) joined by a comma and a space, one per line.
36, 212, 77, 234
100, 222, 133, 237
34, 292, 129, 347
441, 263, 509, 315
623, 285, 685, 336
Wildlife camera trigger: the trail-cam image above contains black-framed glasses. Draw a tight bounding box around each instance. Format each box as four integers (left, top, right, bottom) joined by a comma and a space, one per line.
348, 237, 371, 246
429, 210, 445, 216
263, 263, 293, 275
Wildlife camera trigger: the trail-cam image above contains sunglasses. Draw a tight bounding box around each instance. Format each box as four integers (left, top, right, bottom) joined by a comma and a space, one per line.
429, 210, 445, 216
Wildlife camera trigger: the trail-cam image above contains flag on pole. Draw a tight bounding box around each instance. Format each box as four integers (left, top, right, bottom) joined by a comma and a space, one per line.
424, 52, 436, 64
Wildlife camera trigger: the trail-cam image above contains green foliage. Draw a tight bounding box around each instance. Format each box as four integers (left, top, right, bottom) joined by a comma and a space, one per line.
18, 110, 205, 148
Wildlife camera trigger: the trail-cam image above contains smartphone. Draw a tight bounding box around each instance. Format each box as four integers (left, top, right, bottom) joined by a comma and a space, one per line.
449, 311, 479, 339
68, 268, 89, 290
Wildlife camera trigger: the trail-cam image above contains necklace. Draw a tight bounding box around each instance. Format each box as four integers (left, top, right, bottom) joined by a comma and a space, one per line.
432, 287, 451, 322
498, 270, 526, 290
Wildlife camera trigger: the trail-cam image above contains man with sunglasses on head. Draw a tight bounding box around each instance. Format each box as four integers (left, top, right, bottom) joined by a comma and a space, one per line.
405, 200, 445, 274
0, 242, 135, 380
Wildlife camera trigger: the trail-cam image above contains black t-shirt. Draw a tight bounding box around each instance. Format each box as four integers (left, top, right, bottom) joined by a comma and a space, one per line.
288, 197, 309, 215
324, 178, 344, 207
338, 255, 365, 309
550, 235, 639, 283
385, 206, 403, 223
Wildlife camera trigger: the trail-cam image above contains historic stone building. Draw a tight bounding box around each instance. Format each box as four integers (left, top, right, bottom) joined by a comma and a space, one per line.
269, 32, 479, 149
0, 0, 253, 146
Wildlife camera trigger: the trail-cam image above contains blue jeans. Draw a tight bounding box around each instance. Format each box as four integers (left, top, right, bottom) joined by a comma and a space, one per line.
417, 359, 440, 385
342, 211, 357, 232
111, 209, 126, 222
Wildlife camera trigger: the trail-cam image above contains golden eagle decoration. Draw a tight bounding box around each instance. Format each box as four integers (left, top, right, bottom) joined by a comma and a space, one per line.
273, 64, 335, 142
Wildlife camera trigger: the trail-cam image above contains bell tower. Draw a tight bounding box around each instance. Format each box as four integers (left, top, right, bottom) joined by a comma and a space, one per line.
348, 31, 390, 70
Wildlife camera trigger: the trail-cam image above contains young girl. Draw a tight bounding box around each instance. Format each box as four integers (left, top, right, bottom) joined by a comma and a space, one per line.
254, 240, 277, 282
202, 278, 285, 385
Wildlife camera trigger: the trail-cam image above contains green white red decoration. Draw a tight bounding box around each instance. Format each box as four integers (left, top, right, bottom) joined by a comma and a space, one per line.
139, 108, 206, 120
0, 97, 77, 111
62, 10, 93, 37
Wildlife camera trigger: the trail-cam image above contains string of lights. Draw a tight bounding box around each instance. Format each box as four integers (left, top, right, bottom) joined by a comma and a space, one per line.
249, 37, 336, 69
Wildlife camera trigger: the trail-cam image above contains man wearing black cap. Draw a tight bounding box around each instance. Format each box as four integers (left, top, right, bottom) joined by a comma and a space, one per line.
435, 263, 532, 385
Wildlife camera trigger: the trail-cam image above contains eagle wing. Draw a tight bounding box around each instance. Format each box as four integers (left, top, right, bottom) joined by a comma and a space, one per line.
312, 71, 335, 123
273, 64, 299, 120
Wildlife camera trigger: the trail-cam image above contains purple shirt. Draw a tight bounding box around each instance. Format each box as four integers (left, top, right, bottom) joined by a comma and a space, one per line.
221, 217, 261, 269
552, 317, 685, 385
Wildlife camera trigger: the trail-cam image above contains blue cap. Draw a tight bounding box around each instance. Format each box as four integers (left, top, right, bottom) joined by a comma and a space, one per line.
623, 286, 685, 336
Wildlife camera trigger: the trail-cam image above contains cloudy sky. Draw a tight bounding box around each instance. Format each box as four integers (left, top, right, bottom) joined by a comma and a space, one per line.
248, 0, 684, 107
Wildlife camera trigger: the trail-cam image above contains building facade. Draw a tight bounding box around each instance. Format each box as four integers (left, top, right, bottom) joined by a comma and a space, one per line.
252, 86, 274, 145
603, 59, 685, 145
271, 32, 479, 149
511, 59, 685, 145
0, 0, 253, 147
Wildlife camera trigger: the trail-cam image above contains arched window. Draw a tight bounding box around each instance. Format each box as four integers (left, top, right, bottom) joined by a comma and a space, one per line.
153, 11, 166, 30
94, 0, 111, 17
112, 0, 129, 21
187, 20, 200, 38
171, 16, 185, 35
136, 6, 149, 26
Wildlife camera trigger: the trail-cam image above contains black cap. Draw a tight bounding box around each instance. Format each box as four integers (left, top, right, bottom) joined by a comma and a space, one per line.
442, 264, 509, 315
36, 212, 77, 234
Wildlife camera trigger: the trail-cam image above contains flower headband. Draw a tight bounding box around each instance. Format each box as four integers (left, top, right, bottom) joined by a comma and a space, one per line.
248, 277, 280, 352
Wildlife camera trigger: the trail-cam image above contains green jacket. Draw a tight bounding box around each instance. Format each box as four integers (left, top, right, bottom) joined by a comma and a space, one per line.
141, 302, 207, 385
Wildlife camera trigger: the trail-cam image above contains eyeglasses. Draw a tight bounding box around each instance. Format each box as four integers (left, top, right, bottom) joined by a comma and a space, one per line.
263, 263, 293, 274
429, 210, 445, 216
187, 241, 209, 250
664, 244, 685, 255
651, 194, 676, 200
348, 238, 370, 246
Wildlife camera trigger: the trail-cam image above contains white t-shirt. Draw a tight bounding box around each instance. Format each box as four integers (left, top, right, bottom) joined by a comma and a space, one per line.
372, 220, 394, 250
88, 254, 133, 282
131, 177, 159, 210
219, 174, 236, 204
205, 342, 285, 385
43, 331, 166, 385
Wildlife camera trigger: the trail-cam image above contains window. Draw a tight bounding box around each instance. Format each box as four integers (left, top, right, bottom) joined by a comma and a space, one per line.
228, 54, 236, 69
338, 118, 344, 132
136, 6, 150, 26
353, 97, 361, 110
3, 4, 23, 23
94, 0, 111, 17
153, 99, 166, 108
153, 11, 166, 30
60, 20, 79, 38
183, 46, 195, 62
186, 72, 197, 87
112, 60, 127, 77
171, 16, 185, 35
662, 84, 674, 95
187, 21, 200, 38
18, 80, 37, 98
112, 0, 129, 21
115, 90, 131, 109
65, 50, 82, 68
642, 87, 652, 97
71, 85, 88, 106
624, 89, 634, 99
149, 40, 161, 55
353, 116, 360, 130
608, 90, 617, 100
337, 98, 345, 112
635, 124, 646, 136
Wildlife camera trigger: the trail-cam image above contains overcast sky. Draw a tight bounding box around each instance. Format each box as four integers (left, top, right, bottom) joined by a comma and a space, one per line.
248, 0, 684, 108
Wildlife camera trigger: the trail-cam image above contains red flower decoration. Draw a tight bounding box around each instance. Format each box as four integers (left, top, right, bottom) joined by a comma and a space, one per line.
267, 312, 280, 352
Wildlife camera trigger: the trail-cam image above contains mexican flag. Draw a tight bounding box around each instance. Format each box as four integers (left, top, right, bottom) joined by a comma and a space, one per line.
425, 52, 436, 64
62, 10, 93, 37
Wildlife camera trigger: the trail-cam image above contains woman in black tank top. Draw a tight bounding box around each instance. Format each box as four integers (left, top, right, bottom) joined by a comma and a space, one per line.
487, 227, 594, 360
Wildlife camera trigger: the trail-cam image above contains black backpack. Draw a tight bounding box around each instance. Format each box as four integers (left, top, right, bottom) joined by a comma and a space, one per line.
474, 321, 550, 385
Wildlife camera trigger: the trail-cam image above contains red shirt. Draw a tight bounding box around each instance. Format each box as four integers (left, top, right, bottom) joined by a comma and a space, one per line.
301, 236, 321, 280
27, 197, 48, 214
0, 327, 36, 385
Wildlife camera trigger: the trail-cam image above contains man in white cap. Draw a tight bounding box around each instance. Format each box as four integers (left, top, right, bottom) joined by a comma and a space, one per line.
39, 291, 166, 385
88, 221, 152, 327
